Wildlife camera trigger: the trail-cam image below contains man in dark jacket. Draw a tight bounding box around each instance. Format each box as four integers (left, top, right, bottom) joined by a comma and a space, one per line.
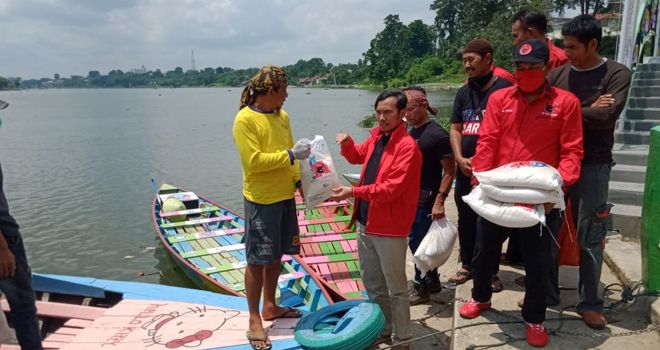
0, 99, 44, 350
547, 14, 632, 330
449, 39, 512, 291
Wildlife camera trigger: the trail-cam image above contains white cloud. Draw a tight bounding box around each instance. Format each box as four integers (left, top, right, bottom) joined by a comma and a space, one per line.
0, 0, 436, 79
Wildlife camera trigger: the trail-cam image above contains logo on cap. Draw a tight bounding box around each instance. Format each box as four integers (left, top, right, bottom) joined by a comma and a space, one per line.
519, 43, 532, 55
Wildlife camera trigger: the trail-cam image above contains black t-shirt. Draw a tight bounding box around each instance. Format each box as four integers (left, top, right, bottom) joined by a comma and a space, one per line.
0, 163, 20, 239
357, 134, 390, 225
450, 77, 513, 157
409, 121, 452, 207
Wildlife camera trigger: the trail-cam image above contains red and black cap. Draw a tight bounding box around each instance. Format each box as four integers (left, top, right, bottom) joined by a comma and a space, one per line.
513, 39, 549, 63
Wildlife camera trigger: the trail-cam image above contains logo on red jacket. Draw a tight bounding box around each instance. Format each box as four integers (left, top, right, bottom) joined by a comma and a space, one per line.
519, 43, 532, 55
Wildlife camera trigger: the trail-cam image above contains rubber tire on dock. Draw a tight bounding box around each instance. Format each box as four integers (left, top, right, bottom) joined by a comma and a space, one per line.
294, 300, 385, 350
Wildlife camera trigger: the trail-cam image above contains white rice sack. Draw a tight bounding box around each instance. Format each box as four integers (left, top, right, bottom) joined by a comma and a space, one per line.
462, 186, 546, 228
479, 184, 566, 210
299, 135, 342, 210
474, 161, 563, 191
413, 218, 458, 277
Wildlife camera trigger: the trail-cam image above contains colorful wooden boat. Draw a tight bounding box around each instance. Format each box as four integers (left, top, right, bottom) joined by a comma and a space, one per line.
0, 273, 303, 349
151, 183, 332, 312
294, 193, 366, 301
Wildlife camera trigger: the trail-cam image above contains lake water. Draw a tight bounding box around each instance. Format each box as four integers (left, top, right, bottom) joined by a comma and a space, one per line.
0, 87, 456, 288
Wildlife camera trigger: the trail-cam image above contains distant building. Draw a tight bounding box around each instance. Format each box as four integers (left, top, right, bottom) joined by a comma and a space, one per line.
549, 13, 622, 39
297, 76, 328, 86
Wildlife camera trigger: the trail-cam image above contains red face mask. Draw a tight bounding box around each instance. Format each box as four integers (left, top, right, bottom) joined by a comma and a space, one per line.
514, 69, 546, 93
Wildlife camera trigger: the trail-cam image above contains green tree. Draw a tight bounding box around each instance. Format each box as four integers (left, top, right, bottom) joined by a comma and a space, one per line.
363, 14, 412, 83
552, 0, 608, 15
408, 19, 435, 58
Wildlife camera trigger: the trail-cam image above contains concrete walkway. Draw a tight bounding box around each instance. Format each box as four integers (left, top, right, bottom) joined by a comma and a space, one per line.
373, 197, 660, 350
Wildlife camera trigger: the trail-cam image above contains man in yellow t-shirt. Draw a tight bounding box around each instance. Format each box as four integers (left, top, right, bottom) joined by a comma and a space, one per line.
233, 65, 311, 350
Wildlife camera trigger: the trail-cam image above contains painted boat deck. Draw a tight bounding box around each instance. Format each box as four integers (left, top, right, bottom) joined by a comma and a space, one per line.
152, 184, 331, 313
294, 193, 366, 300
1, 274, 303, 349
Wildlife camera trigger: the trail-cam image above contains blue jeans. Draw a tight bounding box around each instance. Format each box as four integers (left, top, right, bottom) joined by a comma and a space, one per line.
408, 205, 440, 286
0, 233, 42, 350
569, 163, 612, 313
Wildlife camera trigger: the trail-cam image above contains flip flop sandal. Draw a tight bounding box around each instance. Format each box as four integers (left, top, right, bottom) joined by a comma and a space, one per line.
491, 276, 504, 293
246, 331, 272, 350
449, 270, 472, 284
262, 306, 302, 321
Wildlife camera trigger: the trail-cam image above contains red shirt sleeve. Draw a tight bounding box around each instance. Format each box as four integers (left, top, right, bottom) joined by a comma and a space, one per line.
340, 135, 371, 165
558, 94, 584, 186
472, 92, 502, 173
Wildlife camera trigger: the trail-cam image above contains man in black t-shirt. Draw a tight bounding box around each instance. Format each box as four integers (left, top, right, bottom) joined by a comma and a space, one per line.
403, 88, 455, 305
449, 39, 512, 291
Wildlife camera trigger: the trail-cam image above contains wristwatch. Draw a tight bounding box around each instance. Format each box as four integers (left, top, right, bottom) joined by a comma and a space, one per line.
437, 191, 449, 199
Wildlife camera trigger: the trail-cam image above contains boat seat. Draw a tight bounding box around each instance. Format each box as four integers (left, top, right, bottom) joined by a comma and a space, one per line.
166, 227, 244, 243
0, 299, 105, 320
160, 215, 233, 228
159, 205, 219, 218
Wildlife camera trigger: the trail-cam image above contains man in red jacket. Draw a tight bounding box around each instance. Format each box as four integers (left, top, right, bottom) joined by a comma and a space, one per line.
332, 90, 422, 349
458, 39, 583, 348
505, 9, 570, 269
512, 9, 568, 70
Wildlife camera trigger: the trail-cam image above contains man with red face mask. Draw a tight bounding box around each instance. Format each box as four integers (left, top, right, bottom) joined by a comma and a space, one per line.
458, 39, 583, 348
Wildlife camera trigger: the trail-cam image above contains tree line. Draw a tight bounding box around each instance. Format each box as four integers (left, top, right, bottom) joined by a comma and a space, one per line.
12, 0, 616, 90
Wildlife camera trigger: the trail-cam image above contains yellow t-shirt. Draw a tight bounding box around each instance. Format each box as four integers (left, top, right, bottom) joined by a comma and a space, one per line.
233, 107, 300, 204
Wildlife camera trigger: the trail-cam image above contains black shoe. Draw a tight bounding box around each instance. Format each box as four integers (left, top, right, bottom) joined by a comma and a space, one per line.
427, 280, 442, 294
408, 284, 429, 305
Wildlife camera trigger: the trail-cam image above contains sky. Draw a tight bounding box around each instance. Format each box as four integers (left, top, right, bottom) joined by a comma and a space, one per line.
0, 0, 438, 80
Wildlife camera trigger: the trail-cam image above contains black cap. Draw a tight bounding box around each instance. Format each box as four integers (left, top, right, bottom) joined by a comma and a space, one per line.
0, 100, 7, 110
513, 39, 549, 63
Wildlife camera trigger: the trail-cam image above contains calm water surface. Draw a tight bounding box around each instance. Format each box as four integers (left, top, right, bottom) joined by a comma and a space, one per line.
0, 87, 455, 287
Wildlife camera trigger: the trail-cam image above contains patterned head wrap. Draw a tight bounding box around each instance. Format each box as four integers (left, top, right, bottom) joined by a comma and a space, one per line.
403, 89, 438, 115
239, 65, 288, 109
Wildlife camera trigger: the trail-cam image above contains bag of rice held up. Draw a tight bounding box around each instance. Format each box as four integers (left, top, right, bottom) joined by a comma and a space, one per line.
299, 135, 341, 210
474, 161, 563, 191
479, 184, 566, 210
463, 186, 546, 228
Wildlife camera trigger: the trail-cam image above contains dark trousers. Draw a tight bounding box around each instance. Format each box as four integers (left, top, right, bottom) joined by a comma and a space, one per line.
0, 233, 43, 350
455, 172, 500, 274
454, 172, 479, 269
569, 163, 612, 313
472, 210, 559, 324
408, 205, 439, 285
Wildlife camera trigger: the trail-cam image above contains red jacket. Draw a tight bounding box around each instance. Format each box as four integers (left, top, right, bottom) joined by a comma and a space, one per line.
547, 39, 568, 70
341, 124, 422, 237
472, 85, 584, 187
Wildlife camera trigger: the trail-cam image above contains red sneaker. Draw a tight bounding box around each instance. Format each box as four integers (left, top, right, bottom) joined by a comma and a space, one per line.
458, 298, 491, 319
525, 323, 548, 347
